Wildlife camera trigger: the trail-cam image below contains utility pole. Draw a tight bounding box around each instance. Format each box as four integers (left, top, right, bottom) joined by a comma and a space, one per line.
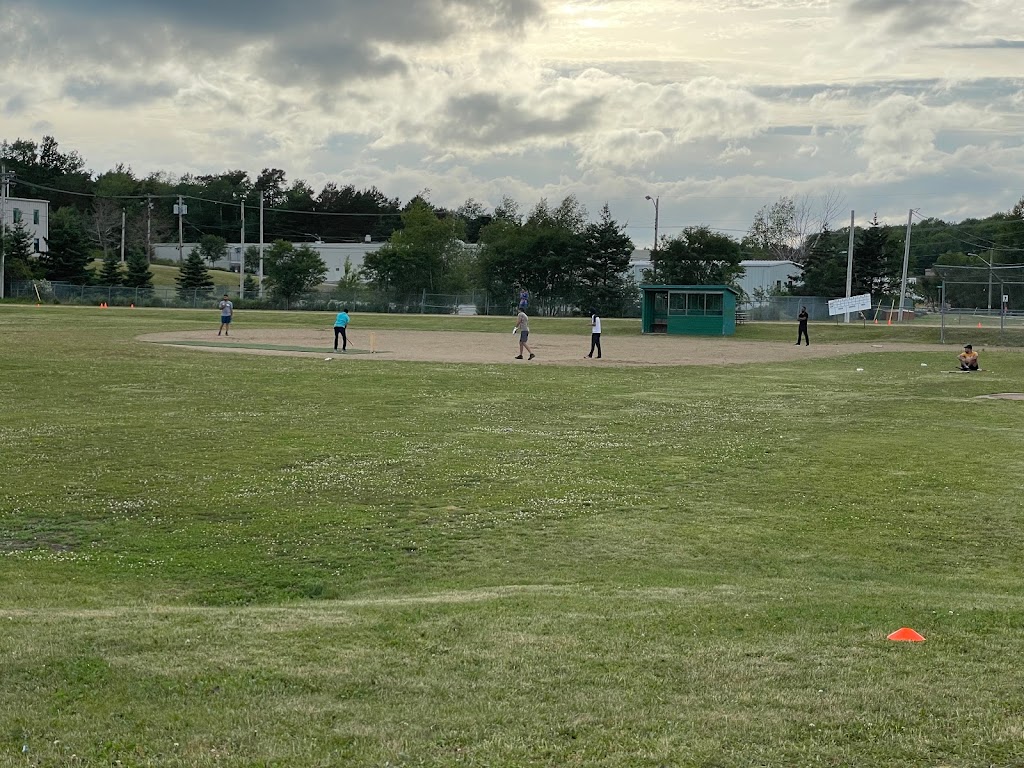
0, 165, 16, 300
120, 208, 126, 263
239, 196, 245, 298
174, 195, 187, 263
844, 210, 855, 323
146, 195, 153, 262
897, 209, 914, 322
258, 192, 265, 298
645, 195, 659, 282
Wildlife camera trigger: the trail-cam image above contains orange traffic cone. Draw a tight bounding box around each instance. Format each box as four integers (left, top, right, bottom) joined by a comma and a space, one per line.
130, 303, 135, 309
977, 322, 982, 328
887, 316, 892, 326
887, 627, 925, 642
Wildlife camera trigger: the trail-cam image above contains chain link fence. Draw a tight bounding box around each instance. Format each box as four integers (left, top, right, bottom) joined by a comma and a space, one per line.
934, 264, 1024, 345
9, 281, 642, 318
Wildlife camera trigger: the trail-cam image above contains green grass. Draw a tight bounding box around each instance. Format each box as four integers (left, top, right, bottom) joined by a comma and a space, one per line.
89, 259, 238, 288
3, 305, 1024, 766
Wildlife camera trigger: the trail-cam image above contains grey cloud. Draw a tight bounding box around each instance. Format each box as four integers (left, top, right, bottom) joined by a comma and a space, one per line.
847, 0, 971, 34
942, 38, 1024, 48
2, 0, 544, 100
3, 94, 29, 116
435, 91, 604, 148
63, 76, 178, 108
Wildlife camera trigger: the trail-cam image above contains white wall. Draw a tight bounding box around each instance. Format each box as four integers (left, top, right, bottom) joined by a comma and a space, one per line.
2, 196, 49, 253
736, 260, 802, 301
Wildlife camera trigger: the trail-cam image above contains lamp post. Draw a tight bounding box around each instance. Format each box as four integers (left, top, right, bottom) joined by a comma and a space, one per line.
645, 195, 659, 281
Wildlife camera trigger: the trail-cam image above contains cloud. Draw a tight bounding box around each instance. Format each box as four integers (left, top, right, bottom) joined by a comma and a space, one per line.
846, 0, 973, 35
2, 0, 545, 85
3, 94, 29, 116
942, 38, 1024, 48
63, 76, 178, 108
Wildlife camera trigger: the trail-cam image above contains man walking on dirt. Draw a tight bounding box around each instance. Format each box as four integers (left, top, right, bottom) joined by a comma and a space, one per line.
514, 307, 535, 360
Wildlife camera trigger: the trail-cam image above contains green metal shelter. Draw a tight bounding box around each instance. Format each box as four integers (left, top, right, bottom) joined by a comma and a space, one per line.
640, 285, 740, 336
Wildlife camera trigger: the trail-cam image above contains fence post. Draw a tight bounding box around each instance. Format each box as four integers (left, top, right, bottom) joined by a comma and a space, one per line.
421, 288, 426, 314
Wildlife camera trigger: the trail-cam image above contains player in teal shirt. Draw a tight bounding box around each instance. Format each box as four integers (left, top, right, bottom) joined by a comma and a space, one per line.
333, 309, 350, 352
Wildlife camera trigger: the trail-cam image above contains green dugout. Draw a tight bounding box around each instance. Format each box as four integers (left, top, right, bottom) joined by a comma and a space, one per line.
640, 284, 740, 336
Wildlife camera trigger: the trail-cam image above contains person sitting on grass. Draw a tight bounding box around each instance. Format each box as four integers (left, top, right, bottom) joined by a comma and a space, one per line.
958, 344, 979, 371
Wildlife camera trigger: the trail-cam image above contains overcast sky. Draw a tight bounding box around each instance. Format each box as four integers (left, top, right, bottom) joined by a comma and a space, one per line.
2, 0, 1023, 246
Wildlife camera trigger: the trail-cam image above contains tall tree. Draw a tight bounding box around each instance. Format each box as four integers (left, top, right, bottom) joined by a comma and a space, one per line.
577, 204, 635, 315
651, 226, 743, 286
362, 199, 469, 295
853, 214, 901, 297
124, 249, 154, 291
1, 221, 39, 286
176, 248, 215, 298
743, 196, 798, 260
796, 227, 846, 297
196, 234, 228, 266
97, 253, 124, 286
263, 241, 327, 305
41, 206, 92, 284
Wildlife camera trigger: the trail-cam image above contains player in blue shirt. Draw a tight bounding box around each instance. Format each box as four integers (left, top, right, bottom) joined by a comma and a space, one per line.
334, 308, 350, 352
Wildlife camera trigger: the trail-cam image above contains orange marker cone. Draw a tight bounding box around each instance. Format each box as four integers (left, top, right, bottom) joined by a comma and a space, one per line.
887, 316, 892, 326
977, 322, 982, 328
887, 627, 925, 642
130, 303, 135, 309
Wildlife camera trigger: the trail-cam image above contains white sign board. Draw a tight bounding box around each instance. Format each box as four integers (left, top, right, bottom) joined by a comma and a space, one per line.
828, 293, 872, 316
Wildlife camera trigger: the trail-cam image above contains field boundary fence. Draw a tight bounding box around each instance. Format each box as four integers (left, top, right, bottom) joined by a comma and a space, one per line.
934, 264, 1024, 345
9, 281, 639, 318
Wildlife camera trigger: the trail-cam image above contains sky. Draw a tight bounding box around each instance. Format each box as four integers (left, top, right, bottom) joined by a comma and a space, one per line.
2, 0, 1024, 247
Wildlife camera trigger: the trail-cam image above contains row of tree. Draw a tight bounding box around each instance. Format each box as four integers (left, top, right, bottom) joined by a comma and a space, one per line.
4, 135, 1024, 311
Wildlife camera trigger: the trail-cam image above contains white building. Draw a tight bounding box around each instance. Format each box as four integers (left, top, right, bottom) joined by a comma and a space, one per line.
2, 196, 50, 253
736, 260, 801, 302
153, 239, 386, 280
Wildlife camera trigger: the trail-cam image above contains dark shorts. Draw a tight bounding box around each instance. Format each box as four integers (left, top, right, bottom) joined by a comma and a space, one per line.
520, 330, 529, 343
221, 315, 232, 324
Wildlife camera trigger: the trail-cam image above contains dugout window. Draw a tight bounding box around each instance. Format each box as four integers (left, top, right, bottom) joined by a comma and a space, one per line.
668, 291, 723, 316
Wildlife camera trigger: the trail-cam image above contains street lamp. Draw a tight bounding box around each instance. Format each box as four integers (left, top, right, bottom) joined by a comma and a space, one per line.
645, 195, 659, 281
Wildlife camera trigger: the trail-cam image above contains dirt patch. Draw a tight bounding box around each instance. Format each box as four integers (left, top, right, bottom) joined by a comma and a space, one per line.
140, 328, 944, 367
976, 393, 1024, 400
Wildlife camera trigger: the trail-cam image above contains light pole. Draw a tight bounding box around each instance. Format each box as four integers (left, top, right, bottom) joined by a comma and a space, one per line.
645, 195, 659, 281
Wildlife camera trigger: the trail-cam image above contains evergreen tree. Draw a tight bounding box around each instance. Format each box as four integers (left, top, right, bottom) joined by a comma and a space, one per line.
1, 221, 39, 287
797, 227, 846, 296
98, 253, 124, 286
853, 214, 900, 297
41, 207, 92, 283
124, 249, 154, 291
176, 248, 214, 299
577, 204, 635, 316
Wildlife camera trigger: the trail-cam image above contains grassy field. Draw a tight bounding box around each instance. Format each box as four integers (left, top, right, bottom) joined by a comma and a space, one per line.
89, 259, 238, 288
3, 305, 1024, 766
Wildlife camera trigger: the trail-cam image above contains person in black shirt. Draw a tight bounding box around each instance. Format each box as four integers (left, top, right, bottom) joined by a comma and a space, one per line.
796, 306, 809, 346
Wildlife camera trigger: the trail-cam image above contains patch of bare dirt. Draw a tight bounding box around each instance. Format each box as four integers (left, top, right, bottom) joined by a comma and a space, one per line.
140, 328, 944, 367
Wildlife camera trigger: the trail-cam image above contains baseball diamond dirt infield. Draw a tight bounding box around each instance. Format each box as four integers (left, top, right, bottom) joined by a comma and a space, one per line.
141, 328, 949, 367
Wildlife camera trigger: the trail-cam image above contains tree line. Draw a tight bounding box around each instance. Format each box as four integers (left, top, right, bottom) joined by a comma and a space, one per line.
4, 135, 1024, 312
